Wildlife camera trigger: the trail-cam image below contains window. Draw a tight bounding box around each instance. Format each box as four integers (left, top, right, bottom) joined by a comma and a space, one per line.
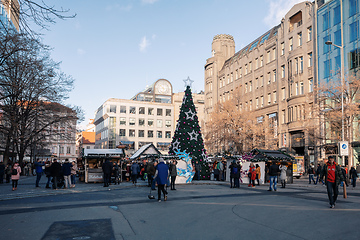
120, 106, 126, 113
323, 36, 331, 54
295, 57, 299, 74
309, 78, 313, 92
281, 42, 285, 55
165, 120, 171, 128
324, 59, 332, 78
165, 131, 171, 138
138, 130, 144, 137
261, 96, 264, 107
260, 55, 263, 67
334, 30, 341, 46
120, 117, 126, 125
249, 100, 252, 111
157, 119, 163, 128
273, 91, 277, 103
267, 51, 271, 63
129, 118, 135, 126
129, 130, 135, 137
350, 21, 359, 43
260, 75, 264, 87
273, 69, 276, 82
59, 147, 64, 154
139, 118, 145, 126
157, 108, 163, 116
282, 110, 286, 124
67, 147, 71, 154
298, 32, 302, 46
323, 11, 329, 31
295, 82, 299, 95
255, 78, 258, 89
289, 38, 293, 51
157, 131, 163, 138
300, 82, 304, 95
308, 52, 312, 67
148, 130, 153, 138
334, 5, 340, 25
245, 64, 248, 74
130, 106, 136, 114
110, 105, 116, 113
245, 83, 248, 93
299, 56, 303, 73
239, 67, 242, 78
119, 129, 126, 136
139, 107, 145, 114
350, 0, 358, 16
249, 62, 252, 72
282, 87, 286, 100
281, 65, 285, 78
267, 93, 271, 105
256, 98, 259, 109
249, 81, 252, 92
255, 58, 259, 69
166, 109, 171, 116
307, 26, 312, 41
148, 119, 153, 127
267, 72, 271, 84
148, 108, 154, 115
272, 48, 276, 61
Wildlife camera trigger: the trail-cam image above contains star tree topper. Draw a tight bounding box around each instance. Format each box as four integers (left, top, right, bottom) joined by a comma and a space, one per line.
183, 76, 194, 88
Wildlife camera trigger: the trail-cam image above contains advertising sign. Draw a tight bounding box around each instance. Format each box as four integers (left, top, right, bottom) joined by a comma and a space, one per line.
339, 141, 349, 156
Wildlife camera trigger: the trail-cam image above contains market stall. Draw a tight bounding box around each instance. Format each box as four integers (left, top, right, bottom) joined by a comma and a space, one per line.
83, 149, 125, 183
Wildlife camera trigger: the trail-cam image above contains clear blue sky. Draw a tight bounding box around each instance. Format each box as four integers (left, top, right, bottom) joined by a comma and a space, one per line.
35, 0, 305, 129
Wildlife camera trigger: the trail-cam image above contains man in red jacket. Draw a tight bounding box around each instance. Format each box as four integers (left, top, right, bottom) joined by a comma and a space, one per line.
320, 156, 344, 208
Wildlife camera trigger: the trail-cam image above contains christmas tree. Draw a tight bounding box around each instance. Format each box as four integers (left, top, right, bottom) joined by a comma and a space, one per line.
169, 78, 210, 180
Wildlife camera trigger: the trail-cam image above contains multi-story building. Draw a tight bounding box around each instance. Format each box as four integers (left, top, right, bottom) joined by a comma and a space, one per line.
316, 0, 360, 165
0, 0, 20, 31
76, 119, 96, 158
94, 79, 205, 156
205, 2, 316, 163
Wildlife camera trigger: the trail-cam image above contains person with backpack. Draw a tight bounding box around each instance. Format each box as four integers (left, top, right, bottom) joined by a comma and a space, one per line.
11, 162, 21, 191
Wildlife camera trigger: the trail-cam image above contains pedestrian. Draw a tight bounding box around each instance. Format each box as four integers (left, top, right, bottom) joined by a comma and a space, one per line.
147, 160, 156, 190
195, 161, 201, 180
34, 159, 45, 187
308, 165, 316, 184
349, 166, 357, 188
169, 160, 177, 190
131, 161, 140, 185
320, 156, 344, 208
44, 160, 52, 188
11, 162, 21, 191
154, 158, 169, 202
213, 161, 219, 181
356, 164, 360, 179
102, 159, 113, 187
229, 160, 241, 188
268, 161, 279, 191
0, 161, 5, 184
248, 163, 256, 187
5, 163, 12, 183
315, 164, 323, 185
113, 162, 120, 185
255, 164, 261, 186
61, 159, 72, 189
279, 163, 287, 188
217, 160, 224, 181
50, 159, 62, 189
71, 161, 78, 188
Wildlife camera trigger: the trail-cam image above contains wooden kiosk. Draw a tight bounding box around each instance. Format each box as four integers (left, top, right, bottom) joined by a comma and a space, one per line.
83, 149, 125, 183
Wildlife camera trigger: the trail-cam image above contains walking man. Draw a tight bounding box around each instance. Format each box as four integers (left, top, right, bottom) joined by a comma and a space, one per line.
268, 161, 279, 191
320, 156, 344, 208
154, 158, 169, 202
102, 159, 112, 187
169, 160, 177, 190
34, 159, 45, 187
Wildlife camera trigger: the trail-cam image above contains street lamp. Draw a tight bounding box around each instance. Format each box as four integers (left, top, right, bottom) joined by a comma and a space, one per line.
325, 39, 345, 165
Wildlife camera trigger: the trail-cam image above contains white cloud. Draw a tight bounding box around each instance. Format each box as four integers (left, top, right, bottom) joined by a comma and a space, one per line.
77, 48, 86, 55
139, 36, 150, 52
106, 4, 132, 12
141, 0, 159, 4
263, 0, 305, 27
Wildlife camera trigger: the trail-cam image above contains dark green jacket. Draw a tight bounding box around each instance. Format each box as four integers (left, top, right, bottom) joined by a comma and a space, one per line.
320, 163, 344, 186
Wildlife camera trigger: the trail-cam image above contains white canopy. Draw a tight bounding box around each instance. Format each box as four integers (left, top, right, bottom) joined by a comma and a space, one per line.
130, 143, 161, 160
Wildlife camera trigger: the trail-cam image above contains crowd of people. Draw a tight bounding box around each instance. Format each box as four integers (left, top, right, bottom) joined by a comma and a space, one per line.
0, 158, 78, 191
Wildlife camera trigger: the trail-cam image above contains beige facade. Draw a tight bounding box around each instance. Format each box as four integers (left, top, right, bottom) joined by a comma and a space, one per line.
205, 2, 315, 158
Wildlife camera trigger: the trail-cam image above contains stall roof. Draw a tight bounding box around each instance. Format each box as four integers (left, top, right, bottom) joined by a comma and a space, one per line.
251, 149, 294, 162
84, 149, 125, 158
130, 143, 161, 160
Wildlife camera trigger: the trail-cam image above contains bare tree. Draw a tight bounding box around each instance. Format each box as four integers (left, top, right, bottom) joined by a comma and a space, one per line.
0, 30, 81, 164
